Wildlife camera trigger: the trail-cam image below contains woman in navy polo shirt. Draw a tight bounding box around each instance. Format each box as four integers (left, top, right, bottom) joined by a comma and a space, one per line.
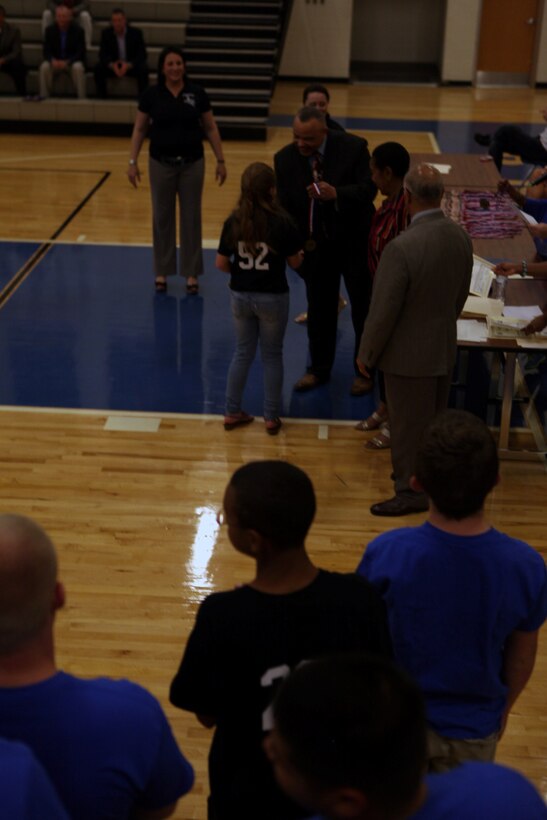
127, 46, 226, 294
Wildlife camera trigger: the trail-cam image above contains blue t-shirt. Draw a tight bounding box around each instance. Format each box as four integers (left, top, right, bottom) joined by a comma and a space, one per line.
357, 522, 547, 738
0, 738, 68, 819
524, 197, 547, 258
306, 761, 547, 819
0, 672, 194, 819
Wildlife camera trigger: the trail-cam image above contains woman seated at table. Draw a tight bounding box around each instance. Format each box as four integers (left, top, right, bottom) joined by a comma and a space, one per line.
496, 178, 547, 274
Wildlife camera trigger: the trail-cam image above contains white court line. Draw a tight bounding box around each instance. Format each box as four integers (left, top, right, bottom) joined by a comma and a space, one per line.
0, 150, 129, 164
0, 405, 359, 427
0, 237, 220, 248
427, 132, 441, 153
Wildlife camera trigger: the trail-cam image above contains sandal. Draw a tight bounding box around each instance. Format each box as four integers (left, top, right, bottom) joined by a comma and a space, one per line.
364, 425, 391, 450
355, 410, 388, 432
186, 280, 199, 295
155, 278, 167, 293
223, 411, 254, 431
265, 418, 282, 436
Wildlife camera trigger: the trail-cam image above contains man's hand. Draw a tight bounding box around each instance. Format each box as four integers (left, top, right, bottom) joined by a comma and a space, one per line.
307, 181, 337, 201
524, 312, 547, 335
356, 358, 370, 378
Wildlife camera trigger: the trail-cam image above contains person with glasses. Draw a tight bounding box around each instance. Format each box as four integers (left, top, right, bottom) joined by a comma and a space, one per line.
170, 460, 391, 820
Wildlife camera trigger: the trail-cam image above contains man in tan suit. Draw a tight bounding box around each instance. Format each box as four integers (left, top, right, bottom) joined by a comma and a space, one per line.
357, 164, 473, 516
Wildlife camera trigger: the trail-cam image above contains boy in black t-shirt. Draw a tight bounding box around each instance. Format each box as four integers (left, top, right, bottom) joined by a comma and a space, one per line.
170, 460, 391, 820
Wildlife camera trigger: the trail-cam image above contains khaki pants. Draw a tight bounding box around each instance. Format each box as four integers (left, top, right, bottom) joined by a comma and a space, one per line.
39, 60, 86, 99
427, 728, 499, 773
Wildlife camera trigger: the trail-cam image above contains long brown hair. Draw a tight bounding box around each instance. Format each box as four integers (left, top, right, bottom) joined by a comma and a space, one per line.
230, 162, 287, 256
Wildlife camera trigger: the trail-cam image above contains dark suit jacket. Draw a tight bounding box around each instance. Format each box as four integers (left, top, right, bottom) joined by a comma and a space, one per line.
274, 129, 376, 248
98, 25, 147, 68
0, 21, 22, 62
358, 210, 473, 377
43, 22, 86, 65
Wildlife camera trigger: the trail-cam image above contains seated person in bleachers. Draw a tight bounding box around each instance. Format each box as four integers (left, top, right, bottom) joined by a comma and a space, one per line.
0, 513, 194, 819
94, 7, 148, 99
39, 4, 86, 99
42, 0, 91, 48
266, 654, 547, 820
0, 5, 27, 96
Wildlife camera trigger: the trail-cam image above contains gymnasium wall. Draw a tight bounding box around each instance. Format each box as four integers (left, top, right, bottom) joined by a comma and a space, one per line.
279, 0, 547, 84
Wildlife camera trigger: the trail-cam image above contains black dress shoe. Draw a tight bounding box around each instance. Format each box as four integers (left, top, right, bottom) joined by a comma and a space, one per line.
474, 132, 491, 147
370, 495, 429, 517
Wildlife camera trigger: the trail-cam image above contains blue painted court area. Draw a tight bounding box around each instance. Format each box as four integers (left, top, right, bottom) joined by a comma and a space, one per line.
0, 241, 40, 289
0, 241, 377, 420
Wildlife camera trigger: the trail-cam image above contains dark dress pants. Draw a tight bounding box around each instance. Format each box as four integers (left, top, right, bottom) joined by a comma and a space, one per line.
94, 62, 149, 97
385, 372, 451, 496
0, 58, 26, 95
304, 241, 370, 381
489, 125, 547, 171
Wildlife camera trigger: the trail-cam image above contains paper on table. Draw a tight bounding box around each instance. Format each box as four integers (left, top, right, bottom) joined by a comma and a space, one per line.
520, 211, 538, 226
516, 336, 547, 348
457, 319, 488, 342
503, 305, 542, 321
429, 163, 452, 174
461, 296, 503, 319
470, 257, 495, 298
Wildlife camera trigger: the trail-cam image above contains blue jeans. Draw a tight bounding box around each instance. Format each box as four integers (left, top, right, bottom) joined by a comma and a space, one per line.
225, 291, 289, 420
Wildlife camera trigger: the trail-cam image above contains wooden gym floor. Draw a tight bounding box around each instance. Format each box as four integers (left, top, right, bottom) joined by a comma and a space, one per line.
0, 82, 546, 817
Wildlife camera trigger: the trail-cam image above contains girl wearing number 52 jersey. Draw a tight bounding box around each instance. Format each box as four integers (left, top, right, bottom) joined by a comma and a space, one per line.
216, 163, 303, 435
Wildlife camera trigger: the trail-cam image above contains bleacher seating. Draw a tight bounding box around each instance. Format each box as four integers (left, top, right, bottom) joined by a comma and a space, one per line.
0, 0, 287, 139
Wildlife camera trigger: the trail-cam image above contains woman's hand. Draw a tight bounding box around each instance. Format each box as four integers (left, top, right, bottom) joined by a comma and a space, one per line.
528, 223, 547, 240
215, 161, 227, 186
127, 163, 141, 189
493, 262, 519, 277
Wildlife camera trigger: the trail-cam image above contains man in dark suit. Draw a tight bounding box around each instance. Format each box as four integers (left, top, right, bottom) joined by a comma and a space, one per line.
94, 7, 148, 99
274, 107, 377, 395
357, 164, 473, 516
39, 3, 86, 98
0, 5, 27, 95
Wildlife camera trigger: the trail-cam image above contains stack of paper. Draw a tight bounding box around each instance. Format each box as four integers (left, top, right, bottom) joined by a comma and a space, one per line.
461, 296, 503, 319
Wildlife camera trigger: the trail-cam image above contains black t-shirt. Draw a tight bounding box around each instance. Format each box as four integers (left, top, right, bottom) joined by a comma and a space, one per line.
170, 570, 392, 820
138, 80, 211, 161
218, 212, 301, 293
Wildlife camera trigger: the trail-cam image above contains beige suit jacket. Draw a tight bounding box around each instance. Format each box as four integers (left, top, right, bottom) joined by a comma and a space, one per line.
359, 209, 473, 377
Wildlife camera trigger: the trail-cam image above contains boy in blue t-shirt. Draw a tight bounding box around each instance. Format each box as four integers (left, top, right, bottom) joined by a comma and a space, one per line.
357, 409, 547, 771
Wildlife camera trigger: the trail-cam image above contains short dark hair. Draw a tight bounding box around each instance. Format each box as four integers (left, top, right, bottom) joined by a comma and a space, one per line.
229, 461, 316, 549
295, 106, 326, 126
0, 6, 6, 16
415, 410, 499, 519
372, 142, 411, 179
274, 654, 426, 814
302, 83, 330, 103
111, 7, 126, 15
157, 46, 186, 84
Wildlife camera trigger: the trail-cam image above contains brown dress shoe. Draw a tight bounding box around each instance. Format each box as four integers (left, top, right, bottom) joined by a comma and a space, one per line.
293, 373, 326, 392
350, 376, 374, 396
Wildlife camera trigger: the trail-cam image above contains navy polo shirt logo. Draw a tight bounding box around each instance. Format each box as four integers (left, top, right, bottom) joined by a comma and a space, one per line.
182, 93, 196, 107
